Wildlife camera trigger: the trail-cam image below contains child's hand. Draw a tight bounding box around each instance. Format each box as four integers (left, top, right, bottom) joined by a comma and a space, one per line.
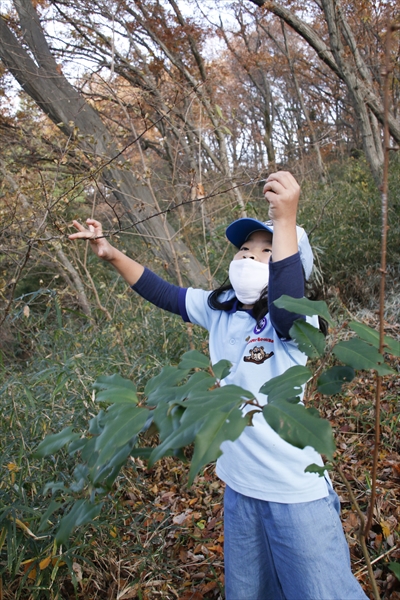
68, 219, 115, 261
262, 171, 300, 224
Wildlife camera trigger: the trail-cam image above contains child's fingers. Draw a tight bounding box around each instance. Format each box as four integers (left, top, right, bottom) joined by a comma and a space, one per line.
70, 220, 87, 232
69, 219, 103, 240
86, 218, 103, 230
68, 230, 96, 240
263, 179, 283, 196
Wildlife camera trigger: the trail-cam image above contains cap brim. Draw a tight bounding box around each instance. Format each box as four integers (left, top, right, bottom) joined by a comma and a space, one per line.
226, 218, 273, 248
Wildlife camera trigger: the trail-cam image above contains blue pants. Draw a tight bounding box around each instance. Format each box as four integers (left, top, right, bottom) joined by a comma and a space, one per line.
223, 484, 369, 600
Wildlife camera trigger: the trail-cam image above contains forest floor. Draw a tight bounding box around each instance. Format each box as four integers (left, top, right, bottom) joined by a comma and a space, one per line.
57, 355, 400, 599
1, 319, 399, 600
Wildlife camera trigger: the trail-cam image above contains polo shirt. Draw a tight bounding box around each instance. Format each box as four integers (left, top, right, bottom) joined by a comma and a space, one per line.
184, 287, 328, 503
132, 253, 329, 503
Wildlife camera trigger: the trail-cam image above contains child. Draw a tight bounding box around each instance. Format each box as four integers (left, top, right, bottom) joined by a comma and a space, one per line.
70, 171, 367, 600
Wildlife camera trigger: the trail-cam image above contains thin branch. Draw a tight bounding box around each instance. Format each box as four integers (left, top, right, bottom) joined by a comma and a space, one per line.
364, 12, 395, 540
337, 467, 381, 600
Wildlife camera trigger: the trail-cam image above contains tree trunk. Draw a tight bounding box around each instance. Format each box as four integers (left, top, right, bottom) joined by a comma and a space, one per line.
0, 2, 213, 288
0, 161, 92, 316
249, 0, 400, 184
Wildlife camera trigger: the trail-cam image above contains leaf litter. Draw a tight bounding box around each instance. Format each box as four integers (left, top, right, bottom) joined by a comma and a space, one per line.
2, 324, 399, 600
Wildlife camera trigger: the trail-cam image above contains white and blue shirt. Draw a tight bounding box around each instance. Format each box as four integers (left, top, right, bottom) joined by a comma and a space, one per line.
132, 253, 329, 503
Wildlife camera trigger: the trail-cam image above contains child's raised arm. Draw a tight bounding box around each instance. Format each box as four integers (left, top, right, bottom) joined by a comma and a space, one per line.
68, 219, 144, 286
263, 171, 300, 264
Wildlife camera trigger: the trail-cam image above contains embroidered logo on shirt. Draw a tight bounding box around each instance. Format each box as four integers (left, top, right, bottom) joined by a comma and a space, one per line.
246, 336, 274, 346
254, 317, 267, 334
243, 346, 274, 364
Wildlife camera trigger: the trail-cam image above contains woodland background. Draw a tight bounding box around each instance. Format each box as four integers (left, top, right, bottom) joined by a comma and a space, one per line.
0, 0, 400, 598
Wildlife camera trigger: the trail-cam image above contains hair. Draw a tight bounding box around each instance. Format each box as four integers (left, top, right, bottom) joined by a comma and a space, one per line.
207, 275, 328, 336
207, 279, 269, 325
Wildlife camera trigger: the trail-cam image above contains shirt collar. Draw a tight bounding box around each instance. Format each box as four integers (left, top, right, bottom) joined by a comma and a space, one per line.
224, 297, 255, 319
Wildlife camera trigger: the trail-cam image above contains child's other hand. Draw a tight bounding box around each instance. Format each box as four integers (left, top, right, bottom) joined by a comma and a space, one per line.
68, 219, 115, 261
262, 171, 300, 224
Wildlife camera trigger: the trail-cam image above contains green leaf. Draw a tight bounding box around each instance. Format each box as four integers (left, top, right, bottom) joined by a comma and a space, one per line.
289, 320, 326, 358
93, 374, 138, 404
68, 437, 88, 455
92, 439, 136, 487
317, 366, 355, 395
153, 401, 185, 442
88, 411, 105, 435
348, 321, 400, 357
178, 350, 210, 370
212, 359, 232, 380
56, 499, 103, 545
93, 405, 149, 471
273, 295, 334, 326
130, 447, 153, 460
33, 426, 80, 458
259, 365, 312, 402
148, 384, 252, 468
144, 366, 189, 405
215, 104, 223, 118
38, 500, 63, 532
304, 463, 332, 477
221, 125, 233, 136
146, 369, 213, 407
388, 562, 400, 580
188, 405, 249, 485
333, 339, 395, 375
263, 400, 335, 459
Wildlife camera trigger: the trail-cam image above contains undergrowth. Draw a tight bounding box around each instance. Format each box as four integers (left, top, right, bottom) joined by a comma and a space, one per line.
1, 287, 399, 599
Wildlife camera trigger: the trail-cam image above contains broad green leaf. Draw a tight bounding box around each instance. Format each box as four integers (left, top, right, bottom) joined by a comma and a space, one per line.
92, 439, 135, 487
56, 499, 103, 544
68, 437, 88, 455
389, 562, 400, 580
289, 320, 326, 358
212, 359, 232, 380
349, 321, 400, 357
148, 384, 252, 467
80, 436, 98, 464
130, 447, 153, 459
93, 374, 138, 404
153, 402, 185, 442
273, 295, 334, 326
88, 410, 106, 435
263, 400, 335, 459
188, 406, 249, 485
95, 374, 137, 392
317, 366, 355, 395
43, 481, 66, 495
93, 405, 149, 470
259, 365, 312, 402
178, 350, 210, 370
304, 463, 332, 477
33, 426, 80, 458
38, 500, 63, 532
144, 366, 189, 404
146, 369, 213, 407
333, 339, 395, 376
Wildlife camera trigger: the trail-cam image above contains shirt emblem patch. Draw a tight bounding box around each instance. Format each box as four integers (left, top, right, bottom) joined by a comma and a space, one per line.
254, 317, 267, 334
243, 346, 274, 365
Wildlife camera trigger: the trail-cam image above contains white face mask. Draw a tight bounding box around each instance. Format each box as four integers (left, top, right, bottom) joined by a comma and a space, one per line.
228, 259, 270, 305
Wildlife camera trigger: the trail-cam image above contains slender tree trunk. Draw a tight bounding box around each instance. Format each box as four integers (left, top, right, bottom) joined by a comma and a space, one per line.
248, 0, 400, 184
0, 161, 92, 316
0, 2, 212, 287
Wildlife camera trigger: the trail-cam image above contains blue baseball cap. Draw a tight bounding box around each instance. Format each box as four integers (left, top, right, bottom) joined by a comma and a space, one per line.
226, 218, 314, 280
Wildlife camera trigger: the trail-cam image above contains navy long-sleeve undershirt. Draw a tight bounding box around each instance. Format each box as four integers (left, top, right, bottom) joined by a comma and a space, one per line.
131, 252, 305, 339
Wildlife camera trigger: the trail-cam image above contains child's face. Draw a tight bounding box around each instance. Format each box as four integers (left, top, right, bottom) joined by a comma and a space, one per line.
233, 230, 273, 265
